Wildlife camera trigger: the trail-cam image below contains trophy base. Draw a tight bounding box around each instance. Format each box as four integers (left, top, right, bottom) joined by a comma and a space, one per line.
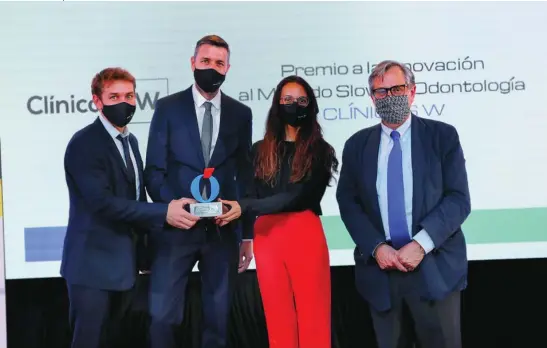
190, 202, 223, 218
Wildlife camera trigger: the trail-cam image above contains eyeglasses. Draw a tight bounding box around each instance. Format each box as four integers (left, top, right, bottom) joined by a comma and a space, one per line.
372, 84, 408, 99
280, 95, 309, 107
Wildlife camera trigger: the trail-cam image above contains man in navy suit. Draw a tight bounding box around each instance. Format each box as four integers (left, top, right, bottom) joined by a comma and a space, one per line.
61, 68, 197, 348
144, 35, 253, 348
336, 60, 471, 348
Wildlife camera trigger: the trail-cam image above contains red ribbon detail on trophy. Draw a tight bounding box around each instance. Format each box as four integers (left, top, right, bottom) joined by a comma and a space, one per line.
203, 168, 215, 179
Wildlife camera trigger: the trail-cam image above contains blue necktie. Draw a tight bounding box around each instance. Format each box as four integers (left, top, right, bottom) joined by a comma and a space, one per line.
387, 130, 411, 249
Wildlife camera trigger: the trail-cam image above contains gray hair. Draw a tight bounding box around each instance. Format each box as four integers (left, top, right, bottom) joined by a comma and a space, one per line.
368, 60, 415, 92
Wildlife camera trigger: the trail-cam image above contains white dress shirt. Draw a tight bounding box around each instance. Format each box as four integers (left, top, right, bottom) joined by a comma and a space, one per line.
376, 115, 434, 254
192, 84, 222, 153
99, 115, 140, 200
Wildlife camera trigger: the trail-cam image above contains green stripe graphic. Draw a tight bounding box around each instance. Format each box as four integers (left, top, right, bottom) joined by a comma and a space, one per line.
322, 208, 547, 249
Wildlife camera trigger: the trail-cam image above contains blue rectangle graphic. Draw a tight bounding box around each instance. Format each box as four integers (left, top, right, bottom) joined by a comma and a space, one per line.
24, 226, 66, 262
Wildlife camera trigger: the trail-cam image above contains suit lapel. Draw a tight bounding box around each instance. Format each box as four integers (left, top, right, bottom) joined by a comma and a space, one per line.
208, 94, 231, 168
363, 125, 383, 226
411, 115, 427, 233
93, 118, 132, 183
180, 88, 206, 169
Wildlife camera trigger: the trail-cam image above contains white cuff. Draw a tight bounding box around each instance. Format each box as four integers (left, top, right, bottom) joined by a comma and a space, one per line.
413, 229, 435, 254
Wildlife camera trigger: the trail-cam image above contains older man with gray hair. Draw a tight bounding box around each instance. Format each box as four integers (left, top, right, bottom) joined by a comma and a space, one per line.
336, 60, 471, 348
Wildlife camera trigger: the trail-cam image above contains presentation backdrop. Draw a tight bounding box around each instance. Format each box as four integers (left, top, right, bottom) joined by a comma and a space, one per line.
0, 2, 546, 279
0, 153, 7, 345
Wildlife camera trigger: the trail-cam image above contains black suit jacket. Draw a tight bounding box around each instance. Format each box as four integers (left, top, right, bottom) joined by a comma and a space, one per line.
144, 86, 253, 240
60, 117, 168, 291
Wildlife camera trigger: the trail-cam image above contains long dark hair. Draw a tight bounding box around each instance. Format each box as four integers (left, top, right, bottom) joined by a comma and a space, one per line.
255, 75, 338, 185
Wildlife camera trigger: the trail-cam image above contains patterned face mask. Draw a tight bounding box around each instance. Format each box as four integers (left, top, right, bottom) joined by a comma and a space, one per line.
375, 95, 411, 125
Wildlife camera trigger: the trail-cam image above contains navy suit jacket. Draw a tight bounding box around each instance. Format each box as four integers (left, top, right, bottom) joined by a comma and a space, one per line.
336, 115, 471, 311
61, 118, 168, 291
144, 86, 253, 240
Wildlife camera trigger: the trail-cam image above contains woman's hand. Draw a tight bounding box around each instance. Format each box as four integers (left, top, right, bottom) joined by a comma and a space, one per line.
215, 199, 242, 226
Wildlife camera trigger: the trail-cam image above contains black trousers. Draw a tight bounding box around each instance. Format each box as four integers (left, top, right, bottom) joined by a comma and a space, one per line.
148, 226, 239, 348
67, 283, 134, 348
369, 272, 462, 348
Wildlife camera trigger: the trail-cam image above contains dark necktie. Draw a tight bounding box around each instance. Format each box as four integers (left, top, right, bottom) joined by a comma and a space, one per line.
201, 102, 213, 199
387, 130, 411, 248
116, 134, 137, 200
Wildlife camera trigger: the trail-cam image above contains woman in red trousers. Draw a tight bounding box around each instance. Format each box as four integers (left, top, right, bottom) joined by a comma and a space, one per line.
217, 75, 338, 348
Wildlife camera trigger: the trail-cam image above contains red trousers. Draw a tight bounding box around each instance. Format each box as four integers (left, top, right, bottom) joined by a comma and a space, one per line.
254, 210, 331, 348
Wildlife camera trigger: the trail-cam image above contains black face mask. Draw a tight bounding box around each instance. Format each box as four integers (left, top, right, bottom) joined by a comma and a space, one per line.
101, 102, 136, 127
194, 68, 226, 93
279, 103, 309, 127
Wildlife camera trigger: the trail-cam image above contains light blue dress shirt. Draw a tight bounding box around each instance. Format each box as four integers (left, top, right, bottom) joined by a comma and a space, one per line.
99, 115, 140, 200
376, 115, 434, 254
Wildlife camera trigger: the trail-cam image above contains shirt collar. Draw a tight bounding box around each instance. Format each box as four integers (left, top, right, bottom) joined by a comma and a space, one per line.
380, 114, 412, 138
99, 114, 130, 139
192, 83, 221, 110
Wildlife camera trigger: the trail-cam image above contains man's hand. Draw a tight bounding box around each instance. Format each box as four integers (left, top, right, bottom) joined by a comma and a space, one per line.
374, 244, 408, 272
214, 200, 231, 227
238, 240, 253, 273
397, 241, 425, 271
215, 199, 242, 226
166, 198, 200, 230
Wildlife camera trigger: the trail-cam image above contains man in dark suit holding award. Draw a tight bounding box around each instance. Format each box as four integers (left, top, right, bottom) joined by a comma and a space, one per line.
61, 67, 197, 348
144, 35, 254, 348
336, 60, 471, 348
